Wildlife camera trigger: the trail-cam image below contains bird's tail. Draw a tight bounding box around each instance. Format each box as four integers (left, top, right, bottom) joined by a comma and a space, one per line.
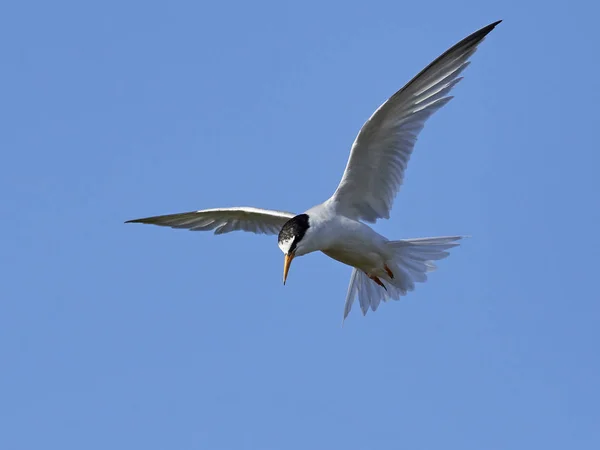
342, 236, 464, 322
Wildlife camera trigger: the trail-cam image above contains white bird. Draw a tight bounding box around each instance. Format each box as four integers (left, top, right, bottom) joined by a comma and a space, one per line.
127, 21, 501, 320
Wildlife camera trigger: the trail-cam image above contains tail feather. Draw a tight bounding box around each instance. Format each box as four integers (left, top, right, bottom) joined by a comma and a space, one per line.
342, 236, 463, 322
343, 269, 360, 320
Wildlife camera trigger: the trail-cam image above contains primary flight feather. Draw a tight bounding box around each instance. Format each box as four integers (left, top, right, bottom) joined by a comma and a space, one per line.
127, 21, 501, 320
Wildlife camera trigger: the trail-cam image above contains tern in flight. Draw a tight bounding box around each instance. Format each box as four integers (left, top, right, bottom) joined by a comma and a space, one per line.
127, 21, 501, 320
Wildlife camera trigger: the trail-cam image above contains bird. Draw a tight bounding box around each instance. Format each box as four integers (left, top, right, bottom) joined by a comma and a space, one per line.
127, 21, 501, 320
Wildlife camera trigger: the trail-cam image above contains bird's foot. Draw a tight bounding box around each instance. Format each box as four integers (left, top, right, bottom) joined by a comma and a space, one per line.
384, 264, 394, 279
368, 274, 387, 291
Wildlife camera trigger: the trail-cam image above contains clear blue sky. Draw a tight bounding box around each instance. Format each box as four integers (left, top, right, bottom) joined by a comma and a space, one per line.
1, 1, 599, 449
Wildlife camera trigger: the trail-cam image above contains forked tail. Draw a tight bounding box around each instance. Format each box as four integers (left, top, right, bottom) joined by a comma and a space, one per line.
342, 236, 464, 322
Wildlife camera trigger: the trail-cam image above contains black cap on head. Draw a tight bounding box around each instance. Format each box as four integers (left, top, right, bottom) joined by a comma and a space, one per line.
278, 214, 310, 254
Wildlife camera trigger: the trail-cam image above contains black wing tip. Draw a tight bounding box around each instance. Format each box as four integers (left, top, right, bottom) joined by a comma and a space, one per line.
455, 20, 501, 53
125, 218, 151, 224
481, 20, 502, 35
124, 211, 197, 225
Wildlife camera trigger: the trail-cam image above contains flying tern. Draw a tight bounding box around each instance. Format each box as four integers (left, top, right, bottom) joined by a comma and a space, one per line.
127, 21, 501, 320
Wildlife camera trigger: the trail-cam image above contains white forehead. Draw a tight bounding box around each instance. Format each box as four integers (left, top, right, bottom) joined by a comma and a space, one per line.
278, 237, 294, 254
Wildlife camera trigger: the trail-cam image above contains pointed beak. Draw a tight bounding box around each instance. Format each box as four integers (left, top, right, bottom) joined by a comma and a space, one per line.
283, 252, 295, 285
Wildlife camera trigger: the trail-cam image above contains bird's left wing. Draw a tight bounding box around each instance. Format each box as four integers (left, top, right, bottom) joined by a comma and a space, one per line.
329, 21, 500, 223
126, 207, 295, 235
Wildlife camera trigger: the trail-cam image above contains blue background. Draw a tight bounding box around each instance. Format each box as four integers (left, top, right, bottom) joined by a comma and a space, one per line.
2, 1, 598, 449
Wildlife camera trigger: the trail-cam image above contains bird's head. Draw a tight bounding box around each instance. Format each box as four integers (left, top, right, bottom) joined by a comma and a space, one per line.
278, 214, 310, 285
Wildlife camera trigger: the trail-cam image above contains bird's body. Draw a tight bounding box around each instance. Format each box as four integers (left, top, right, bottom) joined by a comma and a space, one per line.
127, 21, 501, 320
303, 201, 390, 275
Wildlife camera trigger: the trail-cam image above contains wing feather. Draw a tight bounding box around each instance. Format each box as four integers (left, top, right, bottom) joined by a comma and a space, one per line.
330, 21, 500, 222
126, 207, 295, 236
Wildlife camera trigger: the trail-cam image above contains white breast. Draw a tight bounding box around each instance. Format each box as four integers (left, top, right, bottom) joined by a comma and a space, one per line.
304, 204, 390, 272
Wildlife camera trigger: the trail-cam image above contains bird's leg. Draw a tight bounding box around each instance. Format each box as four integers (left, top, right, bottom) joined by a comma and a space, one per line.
368, 274, 387, 291
384, 264, 394, 279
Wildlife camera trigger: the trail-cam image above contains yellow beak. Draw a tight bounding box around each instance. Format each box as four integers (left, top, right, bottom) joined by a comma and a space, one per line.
283, 253, 295, 285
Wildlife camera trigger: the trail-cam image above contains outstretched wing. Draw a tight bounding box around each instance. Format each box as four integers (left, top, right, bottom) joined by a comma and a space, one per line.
330, 21, 501, 223
126, 207, 295, 235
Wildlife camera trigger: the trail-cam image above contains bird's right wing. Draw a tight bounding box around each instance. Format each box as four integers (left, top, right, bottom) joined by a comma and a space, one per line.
126, 207, 295, 235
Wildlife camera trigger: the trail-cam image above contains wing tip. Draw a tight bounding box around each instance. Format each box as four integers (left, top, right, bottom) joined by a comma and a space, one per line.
460, 20, 502, 50
479, 20, 502, 38
125, 217, 157, 224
